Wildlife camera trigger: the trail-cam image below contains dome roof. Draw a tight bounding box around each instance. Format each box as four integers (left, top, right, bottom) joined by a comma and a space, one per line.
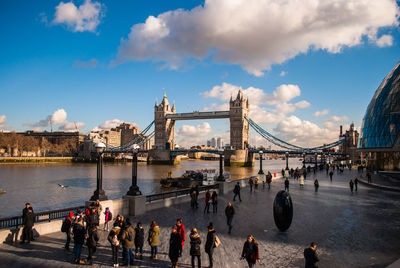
359, 62, 400, 149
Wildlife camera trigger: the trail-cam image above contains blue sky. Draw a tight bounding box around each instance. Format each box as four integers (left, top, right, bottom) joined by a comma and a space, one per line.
0, 0, 399, 148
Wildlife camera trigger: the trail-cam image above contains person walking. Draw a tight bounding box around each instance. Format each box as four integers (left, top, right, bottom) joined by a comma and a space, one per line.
225, 202, 235, 234
314, 179, 319, 192
254, 177, 259, 190
169, 226, 182, 268
190, 228, 201, 268
190, 187, 197, 209
299, 175, 305, 188
329, 170, 333, 181
211, 191, 218, 213
176, 218, 185, 250
205, 222, 217, 268
241, 235, 260, 268
233, 182, 242, 202
304, 242, 319, 268
148, 220, 160, 259
121, 218, 135, 266
72, 217, 86, 264
134, 222, 144, 260
349, 179, 354, 193
107, 225, 121, 267
86, 225, 99, 265
267, 172, 272, 189
104, 207, 112, 231
284, 178, 290, 192
21, 207, 35, 244
367, 172, 372, 183
354, 177, 359, 191
62, 211, 74, 251
249, 177, 254, 192
204, 190, 211, 214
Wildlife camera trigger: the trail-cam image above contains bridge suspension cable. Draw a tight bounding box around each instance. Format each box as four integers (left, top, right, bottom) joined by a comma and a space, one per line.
245, 116, 345, 152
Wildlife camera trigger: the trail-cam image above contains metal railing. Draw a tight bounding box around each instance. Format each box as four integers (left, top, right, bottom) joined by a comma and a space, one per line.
146, 184, 219, 203
0, 205, 85, 230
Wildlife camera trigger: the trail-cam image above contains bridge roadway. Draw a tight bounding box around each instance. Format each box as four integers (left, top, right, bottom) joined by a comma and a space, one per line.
165, 111, 230, 120
1, 170, 399, 267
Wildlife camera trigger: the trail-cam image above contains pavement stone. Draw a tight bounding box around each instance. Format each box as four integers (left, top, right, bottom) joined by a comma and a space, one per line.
1, 169, 400, 268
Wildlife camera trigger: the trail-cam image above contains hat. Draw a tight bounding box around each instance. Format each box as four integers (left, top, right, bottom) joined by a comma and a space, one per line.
207, 222, 214, 229
105, 207, 109, 211
69, 212, 74, 218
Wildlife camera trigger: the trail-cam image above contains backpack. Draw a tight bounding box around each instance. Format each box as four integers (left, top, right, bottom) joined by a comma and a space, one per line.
61, 218, 70, 233
112, 234, 119, 246
127, 228, 134, 242
108, 212, 113, 221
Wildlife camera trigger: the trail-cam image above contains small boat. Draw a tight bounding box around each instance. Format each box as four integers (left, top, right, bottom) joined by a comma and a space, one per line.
160, 169, 219, 188
0, 189, 6, 194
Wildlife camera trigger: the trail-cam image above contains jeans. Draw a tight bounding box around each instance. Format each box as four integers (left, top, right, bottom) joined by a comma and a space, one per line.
227, 217, 233, 233
123, 247, 135, 265
191, 255, 201, 268
73, 243, 83, 261
151, 246, 158, 257
135, 246, 143, 255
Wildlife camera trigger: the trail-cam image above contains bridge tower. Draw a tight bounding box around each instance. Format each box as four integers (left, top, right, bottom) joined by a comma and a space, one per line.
229, 88, 250, 149
154, 94, 176, 150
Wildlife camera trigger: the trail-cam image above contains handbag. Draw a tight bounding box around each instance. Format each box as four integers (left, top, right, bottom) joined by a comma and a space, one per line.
214, 235, 221, 248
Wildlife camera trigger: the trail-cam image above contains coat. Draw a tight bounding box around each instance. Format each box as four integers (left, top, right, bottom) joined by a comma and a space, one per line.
233, 184, 240, 194
134, 226, 144, 248
120, 225, 135, 249
87, 213, 99, 228
86, 228, 99, 248
304, 247, 319, 268
225, 205, 235, 220
177, 224, 185, 247
190, 233, 201, 256
205, 229, 216, 254
23, 211, 35, 227
169, 232, 182, 262
148, 225, 160, 247
107, 227, 121, 246
242, 241, 259, 264
73, 223, 86, 245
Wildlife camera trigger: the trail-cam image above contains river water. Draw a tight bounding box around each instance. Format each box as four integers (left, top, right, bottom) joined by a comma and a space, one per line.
0, 159, 304, 217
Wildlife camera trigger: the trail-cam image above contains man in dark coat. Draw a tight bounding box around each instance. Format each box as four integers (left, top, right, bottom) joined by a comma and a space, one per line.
354, 177, 359, 191
21, 203, 34, 242
225, 202, 235, 234
72, 217, 86, 264
86, 225, 99, 265
329, 171, 333, 181
63, 212, 74, 251
169, 226, 182, 268
233, 182, 242, 202
21, 207, 35, 244
190, 228, 201, 268
205, 222, 216, 268
304, 242, 319, 268
86, 207, 99, 229
134, 222, 144, 260
284, 178, 290, 192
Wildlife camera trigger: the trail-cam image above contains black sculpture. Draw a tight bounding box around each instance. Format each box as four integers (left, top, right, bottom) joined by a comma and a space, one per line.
273, 190, 293, 231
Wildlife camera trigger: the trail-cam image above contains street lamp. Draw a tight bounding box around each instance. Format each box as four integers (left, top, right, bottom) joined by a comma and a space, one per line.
258, 151, 264, 175
90, 142, 108, 201
285, 152, 289, 170
126, 144, 142, 196
328, 153, 331, 165
217, 148, 225, 181
302, 153, 306, 168
314, 153, 318, 172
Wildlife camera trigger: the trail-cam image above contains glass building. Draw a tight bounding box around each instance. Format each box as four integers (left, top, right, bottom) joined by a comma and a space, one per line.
359, 62, 400, 170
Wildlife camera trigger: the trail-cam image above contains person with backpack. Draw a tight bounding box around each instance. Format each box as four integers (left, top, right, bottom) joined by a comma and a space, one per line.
121, 218, 135, 266
211, 191, 218, 213
107, 225, 121, 267
86, 225, 99, 265
72, 217, 86, 264
104, 207, 112, 231
169, 226, 182, 268
62, 212, 74, 251
134, 222, 144, 260
190, 228, 201, 268
148, 220, 160, 259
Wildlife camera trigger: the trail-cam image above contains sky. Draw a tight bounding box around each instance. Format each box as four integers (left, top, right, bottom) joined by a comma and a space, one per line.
0, 0, 399, 149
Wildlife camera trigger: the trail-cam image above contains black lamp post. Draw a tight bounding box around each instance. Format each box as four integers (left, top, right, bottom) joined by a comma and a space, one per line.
258, 151, 264, 175
127, 144, 142, 196
314, 153, 318, 171
91, 142, 108, 201
328, 153, 331, 165
285, 152, 289, 170
217, 149, 225, 181
302, 153, 306, 168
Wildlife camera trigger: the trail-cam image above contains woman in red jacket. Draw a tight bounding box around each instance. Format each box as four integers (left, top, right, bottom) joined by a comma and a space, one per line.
241, 235, 260, 268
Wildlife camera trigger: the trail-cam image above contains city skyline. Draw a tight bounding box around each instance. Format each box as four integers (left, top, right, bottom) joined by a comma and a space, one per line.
1, 0, 399, 148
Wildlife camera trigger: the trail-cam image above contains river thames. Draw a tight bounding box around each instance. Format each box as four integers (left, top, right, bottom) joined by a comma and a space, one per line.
0, 159, 304, 217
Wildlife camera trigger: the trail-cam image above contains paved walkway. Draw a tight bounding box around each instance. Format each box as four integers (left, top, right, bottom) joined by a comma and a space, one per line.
1, 169, 400, 267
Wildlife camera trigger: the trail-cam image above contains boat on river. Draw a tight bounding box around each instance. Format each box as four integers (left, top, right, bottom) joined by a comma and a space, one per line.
0, 189, 6, 194
160, 169, 219, 188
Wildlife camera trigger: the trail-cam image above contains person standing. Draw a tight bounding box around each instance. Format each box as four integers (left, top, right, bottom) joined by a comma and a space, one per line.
169, 226, 182, 268
284, 178, 290, 192
190, 228, 201, 268
349, 179, 354, 193
241, 235, 260, 268
86, 225, 99, 265
354, 177, 359, 191
204, 190, 211, 214
21, 203, 34, 243
225, 202, 235, 234
233, 182, 242, 202
176, 218, 185, 250
254, 177, 259, 190
267, 172, 272, 190
94, 200, 102, 218
205, 222, 217, 268
304, 242, 319, 268
367, 172, 372, 183
314, 179, 319, 192
211, 191, 218, 213
104, 207, 112, 231
87, 207, 99, 230
62, 212, 74, 251
249, 177, 254, 192
190, 187, 197, 209
148, 220, 160, 259
121, 218, 135, 266
21, 207, 35, 244
72, 217, 86, 264
107, 225, 121, 267
134, 222, 144, 260
329, 170, 333, 181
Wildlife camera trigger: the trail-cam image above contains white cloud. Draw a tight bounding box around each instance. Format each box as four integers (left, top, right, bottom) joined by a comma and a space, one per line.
328, 115, 349, 122
313, 109, 329, 117
53, 0, 104, 32
24, 109, 85, 132
91, 119, 137, 132
73, 58, 98, 68
113, 0, 399, 76
177, 122, 212, 137
376, 34, 393, 47
280, 71, 287, 77
0, 115, 10, 130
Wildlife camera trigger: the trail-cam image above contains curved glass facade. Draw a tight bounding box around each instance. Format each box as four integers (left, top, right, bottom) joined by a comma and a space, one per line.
359, 62, 400, 149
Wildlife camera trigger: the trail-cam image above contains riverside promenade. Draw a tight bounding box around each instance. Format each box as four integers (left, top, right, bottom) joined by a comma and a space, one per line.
0, 169, 399, 267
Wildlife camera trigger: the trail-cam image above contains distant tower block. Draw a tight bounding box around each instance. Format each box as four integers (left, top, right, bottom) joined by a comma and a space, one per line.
154, 94, 176, 150
229, 88, 250, 149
